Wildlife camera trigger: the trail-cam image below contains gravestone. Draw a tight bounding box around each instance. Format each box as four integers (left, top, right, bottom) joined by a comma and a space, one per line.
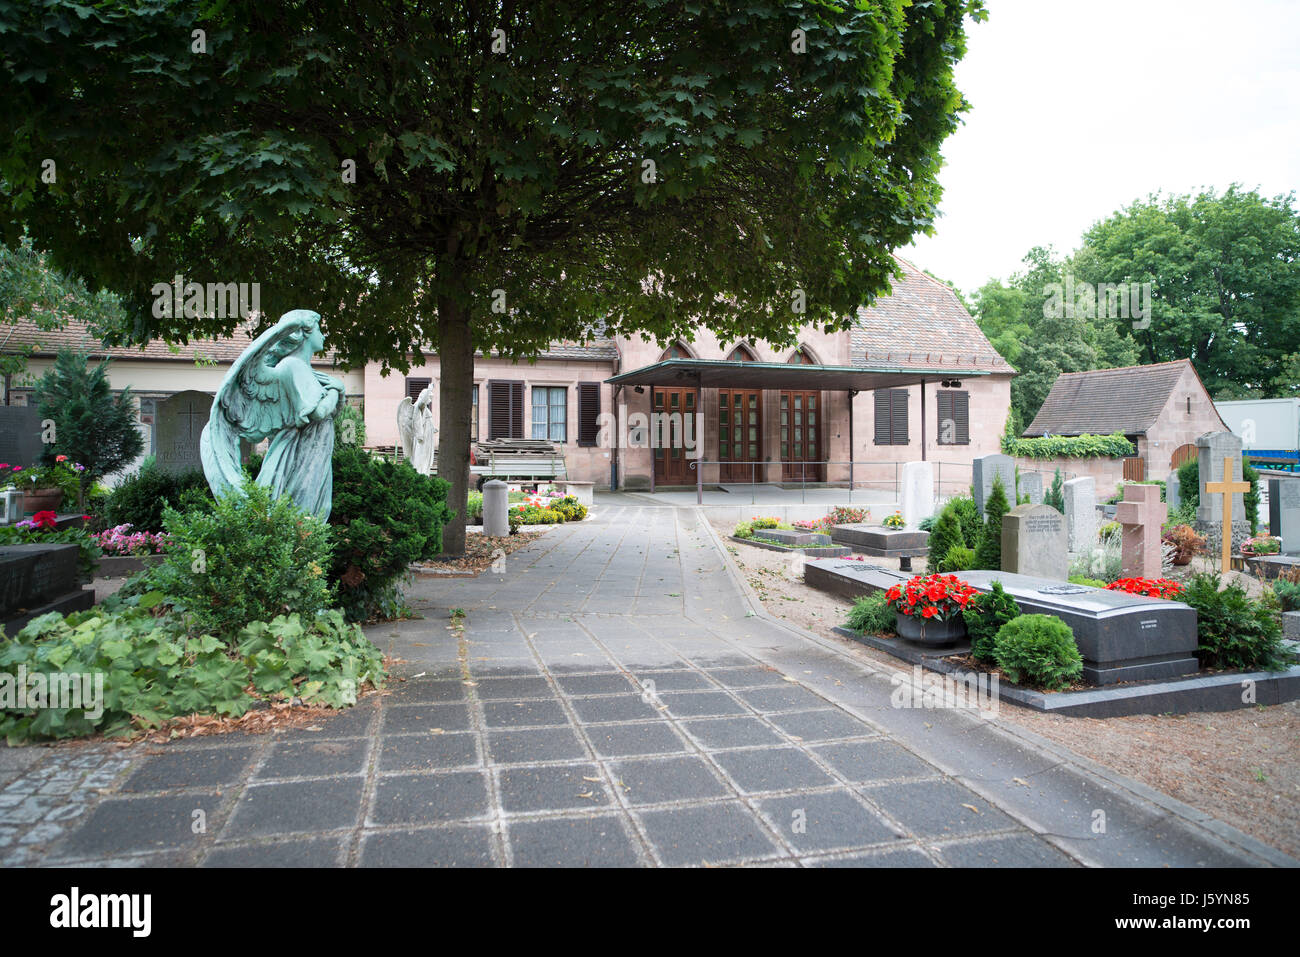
830, 525, 929, 571
155, 391, 213, 475
1166, 477, 1181, 511
972, 454, 1015, 516
1116, 483, 1166, 580
898, 460, 934, 527
1195, 432, 1245, 525
1267, 477, 1299, 555
1019, 472, 1044, 505
0, 406, 45, 470
0, 544, 94, 635
1001, 503, 1068, 580
1063, 476, 1097, 553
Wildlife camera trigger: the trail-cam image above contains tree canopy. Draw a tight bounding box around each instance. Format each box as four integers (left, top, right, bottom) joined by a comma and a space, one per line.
0, 0, 987, 550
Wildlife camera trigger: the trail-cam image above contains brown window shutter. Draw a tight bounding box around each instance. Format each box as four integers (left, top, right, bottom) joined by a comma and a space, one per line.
936, 391, 953, 444
488, 380, 524, 439
406, 377, 431, 400
874, 390, 891, 445
577, 383, 601, 446
955, 391, 970, 445
891, 389, 909, 445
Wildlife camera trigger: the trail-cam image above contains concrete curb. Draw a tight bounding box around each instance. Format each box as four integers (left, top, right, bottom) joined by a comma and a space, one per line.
695, 507, 1297, 868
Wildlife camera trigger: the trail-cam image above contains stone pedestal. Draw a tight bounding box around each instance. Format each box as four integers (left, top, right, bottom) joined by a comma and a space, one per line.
482, 480, 509, 537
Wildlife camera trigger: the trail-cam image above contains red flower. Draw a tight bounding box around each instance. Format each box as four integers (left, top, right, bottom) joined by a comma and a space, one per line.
31, 510, 58, 529
921, 606, 937, 618
55, 454, 67, 462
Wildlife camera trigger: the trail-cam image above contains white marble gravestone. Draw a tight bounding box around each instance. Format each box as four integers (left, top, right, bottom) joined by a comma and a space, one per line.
1063, 476, 1097, 554
899, 460, 934, 527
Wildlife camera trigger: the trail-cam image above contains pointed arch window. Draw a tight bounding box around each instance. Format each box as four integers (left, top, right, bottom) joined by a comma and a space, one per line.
660, 342, 693, 361
787, 348, 818, 365
726, 344, 757, 362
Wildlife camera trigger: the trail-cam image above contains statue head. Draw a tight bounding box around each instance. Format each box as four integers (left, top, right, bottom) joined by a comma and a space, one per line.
267, 309, 325, 362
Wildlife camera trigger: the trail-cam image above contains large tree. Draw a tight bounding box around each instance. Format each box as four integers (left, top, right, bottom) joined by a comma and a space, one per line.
0, 0, 985, 553
1074, 186, 1300, 398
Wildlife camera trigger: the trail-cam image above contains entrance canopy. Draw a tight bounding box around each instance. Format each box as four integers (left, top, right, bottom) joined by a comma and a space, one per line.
606, 358, 989, 391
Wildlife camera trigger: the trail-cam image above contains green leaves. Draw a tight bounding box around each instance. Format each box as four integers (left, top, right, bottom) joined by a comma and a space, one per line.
1006, 432, 1137, 461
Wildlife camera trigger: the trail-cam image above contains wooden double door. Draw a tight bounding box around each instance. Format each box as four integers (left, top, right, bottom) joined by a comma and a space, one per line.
781, 391, 822, 482
652, 387, 697, 485
719, 389, 761, 482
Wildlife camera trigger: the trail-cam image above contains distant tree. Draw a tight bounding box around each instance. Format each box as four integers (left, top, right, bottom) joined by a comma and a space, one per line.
32, 350, 144, 507
0, 0, 988, 554
974, 474, 1009, 571
1044, 468, 1065, 513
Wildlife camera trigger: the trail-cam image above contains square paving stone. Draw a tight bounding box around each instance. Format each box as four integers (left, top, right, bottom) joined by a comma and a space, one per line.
279, 702, 379, 739
497, 763, 609, 813
609, 756, 731, 806
638, 803, 782, 866
224, 778, 365, 839
737, 685, 834, 713
712, 747, 837, 794
557, 673, 637, 696
257, 739, 370, 780
474, 676, 555, 700
681, 652, 755, 669
360, 825, 496, 867
386, 679, 467, 704
570, 695, 662, 724
811, 740, 934, 783
468, 659, 542, 676
546, 658, 618, 674
808, 847, 935, 868
631, 670, 714, 692
488, 727, 587, 765
380, 732, 479, 773
683, 717, 785, 750
706, 667, 791, 689
381, 703, 472, 735
57, 793, 224, 859
938, 834, 1077, 868
122, 746, 256, 792
509, 815, 642, 867
866, 779, 1015, 839
768, 709, 874, 742
658, 691, 747, 718
757, 790, 900, 853
371, 772, 490, 826
481, 699, 571, 729
587, 721, 684, 758
202, 837, 344, 868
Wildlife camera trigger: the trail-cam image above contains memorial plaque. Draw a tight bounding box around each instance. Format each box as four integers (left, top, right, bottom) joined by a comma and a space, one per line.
1002, 503, 1068, 580
155, 390, 213, 475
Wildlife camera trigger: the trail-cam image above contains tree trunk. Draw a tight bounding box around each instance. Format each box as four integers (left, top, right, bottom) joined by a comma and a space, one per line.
437, 296, 473, 556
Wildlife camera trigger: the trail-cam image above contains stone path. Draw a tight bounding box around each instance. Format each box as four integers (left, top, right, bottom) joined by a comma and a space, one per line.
0, 505, 1290, 867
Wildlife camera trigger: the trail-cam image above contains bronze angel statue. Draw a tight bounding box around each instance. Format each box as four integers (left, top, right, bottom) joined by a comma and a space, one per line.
200, 309, 345, 520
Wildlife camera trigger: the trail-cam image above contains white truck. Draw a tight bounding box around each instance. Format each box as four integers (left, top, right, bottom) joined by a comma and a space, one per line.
1215, 397, 1300, 468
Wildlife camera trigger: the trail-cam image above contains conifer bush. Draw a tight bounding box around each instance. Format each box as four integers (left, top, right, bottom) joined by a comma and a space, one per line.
963, 580, 1020, 661
993, 614, 1083, 690
975, 475, 1010, 571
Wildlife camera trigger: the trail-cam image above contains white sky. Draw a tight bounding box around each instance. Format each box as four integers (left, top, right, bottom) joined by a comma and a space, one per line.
904, 0, 1300, 296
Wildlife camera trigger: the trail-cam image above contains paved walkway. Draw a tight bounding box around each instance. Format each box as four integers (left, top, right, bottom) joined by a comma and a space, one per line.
0, 506, 1290, 867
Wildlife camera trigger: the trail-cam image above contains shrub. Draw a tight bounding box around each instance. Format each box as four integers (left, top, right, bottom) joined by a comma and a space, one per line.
938, 544, 975, 573
845, 592, 896, 635
917, 515, 936, 533
734, 520, 754, 539
103, 459, 212, 531
974, 475, 1010, 571
551, 495, 588, 521
1271, 577, 1300, 612
925, 508, 964, 573
949, 496, 983, 551
0, 603, 385, 743
466, 491, 484, 520
963, 581, 1021, 662
1044, 468, 1065, 513
1177, 458, 1200, 509
1004, 431, 1136, 460
330, 445, 451, 621
993, 614, 1083, 690
146, 483, 335, 638
1179, 573, 1288, 671
1243, 457, 1260, 535
1068, 575, 1110, 588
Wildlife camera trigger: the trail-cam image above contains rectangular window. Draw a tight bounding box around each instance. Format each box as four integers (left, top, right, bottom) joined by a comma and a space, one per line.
936, 390, 970, 445
488, 380, 524, 439
873, 388, 909, 445
577, 383, 601, 446
405, 377, 431, 400
531, 386, 567, 442
471, 385, 478, 443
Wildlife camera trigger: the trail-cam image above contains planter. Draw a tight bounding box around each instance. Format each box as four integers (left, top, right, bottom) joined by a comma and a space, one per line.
97, 554, 165, 577
23, 488, 64, 513
895, 613, 966, 647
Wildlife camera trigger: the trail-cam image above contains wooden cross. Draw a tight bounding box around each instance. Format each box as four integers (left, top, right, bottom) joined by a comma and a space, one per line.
1204, 456, 1250, 573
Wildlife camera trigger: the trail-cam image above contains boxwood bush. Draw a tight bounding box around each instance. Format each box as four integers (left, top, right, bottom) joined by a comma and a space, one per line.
102, 459, 212, 532
993, 614, 1083, 690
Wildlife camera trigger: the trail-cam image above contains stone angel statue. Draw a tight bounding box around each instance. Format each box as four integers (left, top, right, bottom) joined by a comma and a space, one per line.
396, 385, 437, 474
200, 309, 346, 520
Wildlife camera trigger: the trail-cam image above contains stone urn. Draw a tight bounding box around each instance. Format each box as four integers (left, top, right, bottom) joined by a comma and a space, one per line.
23, 488, 63, 514
895, 613, 966, 647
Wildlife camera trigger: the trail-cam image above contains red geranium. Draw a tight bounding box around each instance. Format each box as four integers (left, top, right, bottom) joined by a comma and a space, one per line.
1105, 577, 1181, 600
31, 510, 58, 529
883, 573, 977, 622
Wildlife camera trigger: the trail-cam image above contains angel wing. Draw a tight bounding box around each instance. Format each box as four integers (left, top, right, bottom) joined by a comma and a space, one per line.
200, 311, 317, 499
396, 396, 417, 460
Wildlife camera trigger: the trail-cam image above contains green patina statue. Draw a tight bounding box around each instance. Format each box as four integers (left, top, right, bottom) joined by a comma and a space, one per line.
201, 309, 345, 519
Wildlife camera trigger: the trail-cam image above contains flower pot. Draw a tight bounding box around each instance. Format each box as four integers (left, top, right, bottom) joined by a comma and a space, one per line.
895, 613, 966, 647
23, 488, 63, 513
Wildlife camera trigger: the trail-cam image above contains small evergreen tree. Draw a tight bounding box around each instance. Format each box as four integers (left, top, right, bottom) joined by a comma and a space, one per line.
1045, 468, 1065, 513
975, 474, 1010, 571
33, 350, 144, 508
925, 507, 964, 573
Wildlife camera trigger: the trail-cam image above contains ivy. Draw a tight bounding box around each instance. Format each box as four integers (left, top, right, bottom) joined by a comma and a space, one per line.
1004, 432, 1136, 460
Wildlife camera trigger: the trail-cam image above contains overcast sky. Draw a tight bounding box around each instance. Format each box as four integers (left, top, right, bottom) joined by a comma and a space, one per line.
903, 0, 1300, 297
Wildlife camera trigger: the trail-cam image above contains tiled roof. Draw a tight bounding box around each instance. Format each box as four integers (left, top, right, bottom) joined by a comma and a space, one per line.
851, 258, 1014, 372
1022, 359, 1198, 436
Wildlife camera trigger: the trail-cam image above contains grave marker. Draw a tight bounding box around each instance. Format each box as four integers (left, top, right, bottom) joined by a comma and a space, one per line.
1062, 476, 1097, 553
972, 454, 1015, 517
1019, 472, 1044, 505
898, 460, 934, 527
1267, 477, 1299, 555
1115, 483, 1166, 580
155, 390, 213, 475
1204, 457, 1250, 573
1001, 503, 1068, 580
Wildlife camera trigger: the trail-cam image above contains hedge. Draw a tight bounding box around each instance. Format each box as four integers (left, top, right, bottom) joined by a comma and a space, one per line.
1004, 431, 1136, 460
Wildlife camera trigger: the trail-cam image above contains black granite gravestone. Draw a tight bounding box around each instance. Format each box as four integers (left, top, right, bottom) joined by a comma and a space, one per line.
0, 544, 94, 636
